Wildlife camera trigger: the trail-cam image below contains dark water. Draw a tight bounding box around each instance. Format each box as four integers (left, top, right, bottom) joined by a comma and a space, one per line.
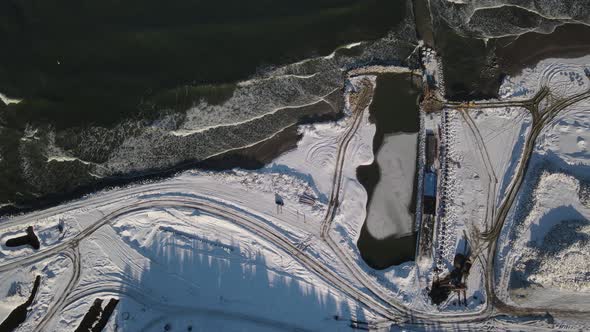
0, 82, 346, 216
411, 0, 434, 47
433, 18, 590, 100
0, 0, 415, 215
496, 24, 590, 76
434, 22, 503, 100
0, 0, 406, 128
356, 73, 421, 269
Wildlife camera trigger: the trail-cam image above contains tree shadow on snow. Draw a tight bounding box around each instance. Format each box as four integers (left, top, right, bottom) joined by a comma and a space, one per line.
108, 214, 366, 331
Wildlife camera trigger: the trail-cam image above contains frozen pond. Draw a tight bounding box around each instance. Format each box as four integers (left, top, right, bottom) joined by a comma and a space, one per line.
365, 133, 418, 239
356, 73, 420, 269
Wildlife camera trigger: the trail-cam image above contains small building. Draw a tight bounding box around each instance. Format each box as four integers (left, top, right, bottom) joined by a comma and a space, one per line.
424, 172, 437, 198
423, 171, 437, 215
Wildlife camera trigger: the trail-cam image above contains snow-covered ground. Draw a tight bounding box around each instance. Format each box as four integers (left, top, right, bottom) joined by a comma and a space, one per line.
499, 170, 590, 311
0, 254, 74, 332
0, 74, 420, 331
493, 55, 590, 313
0, 154, 376, 330
55, 208, 374, 331
421, 46, 445, 96
499, 56, 590, 100
267, 75, 427, 312
1, 52, 589, 330
426, 54, 590, 316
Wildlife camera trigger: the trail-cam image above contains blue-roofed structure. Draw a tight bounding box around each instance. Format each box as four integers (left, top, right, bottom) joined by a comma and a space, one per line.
424, 171, 437, 198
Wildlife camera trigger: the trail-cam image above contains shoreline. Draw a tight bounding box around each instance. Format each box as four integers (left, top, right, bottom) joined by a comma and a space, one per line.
496, 23, 590, 77
0, 117, 331, 218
